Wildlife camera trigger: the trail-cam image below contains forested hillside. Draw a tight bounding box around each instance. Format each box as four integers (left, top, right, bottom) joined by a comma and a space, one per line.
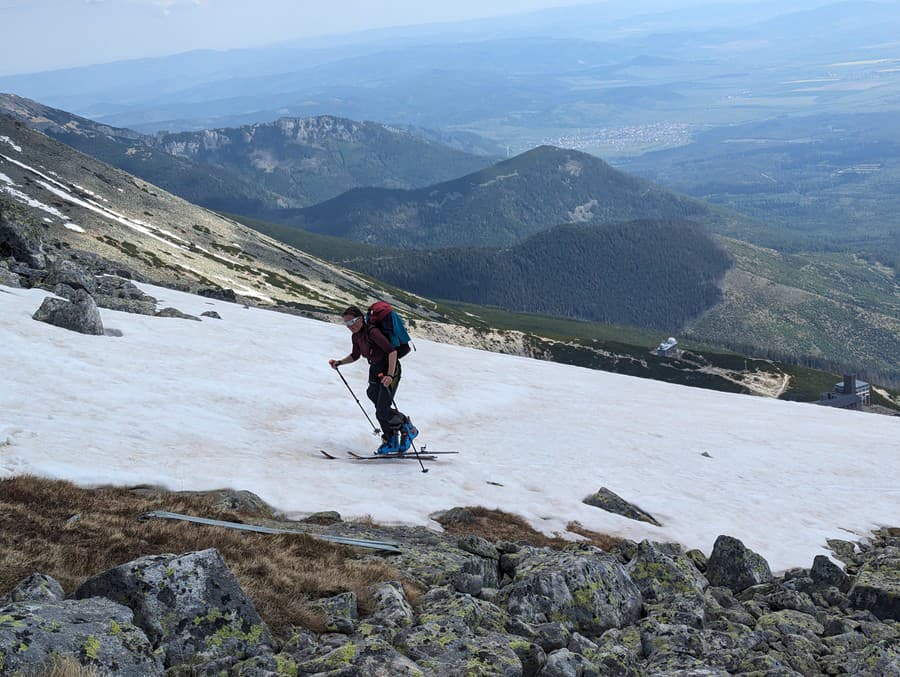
341, 220, 731, 329
284, 146, 744, 248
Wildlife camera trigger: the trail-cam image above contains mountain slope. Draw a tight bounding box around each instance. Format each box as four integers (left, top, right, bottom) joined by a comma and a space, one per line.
0, 113, 419, 315
284, 145, 748, 248
3, 280, 898, 573
0, 94, 495, 214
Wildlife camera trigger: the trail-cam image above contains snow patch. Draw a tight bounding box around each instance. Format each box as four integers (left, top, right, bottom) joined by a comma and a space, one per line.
1, 184, 68, 219
0, 172, 15, 185
0, 136, 22, 153
64, 223, 86, 233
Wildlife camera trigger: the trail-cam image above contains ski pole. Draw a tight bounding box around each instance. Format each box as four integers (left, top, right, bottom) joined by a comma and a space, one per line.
380, 375, 428, 474
333, 365, 380, 435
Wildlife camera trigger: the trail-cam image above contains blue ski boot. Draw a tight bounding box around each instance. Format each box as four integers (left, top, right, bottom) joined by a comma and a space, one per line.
398, 417, 419, 452
375, 433, 401, 455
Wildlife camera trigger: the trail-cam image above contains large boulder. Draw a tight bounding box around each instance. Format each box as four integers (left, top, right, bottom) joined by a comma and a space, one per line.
705, 535, 773, 593
0, 597, 162, 675
848, 551, 900, 620
32, 289, 104, 335
625, 540, 708, 603
74, 548, 273, 667
496, 546, 643, 637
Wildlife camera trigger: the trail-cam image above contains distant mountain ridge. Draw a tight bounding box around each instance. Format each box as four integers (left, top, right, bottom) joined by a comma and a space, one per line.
0, 94, 494, 214
154, 115, 495, 207
283, 145, 744, 248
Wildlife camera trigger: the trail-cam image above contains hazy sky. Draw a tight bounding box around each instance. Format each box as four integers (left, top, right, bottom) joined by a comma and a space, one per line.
0, 0, 601, 75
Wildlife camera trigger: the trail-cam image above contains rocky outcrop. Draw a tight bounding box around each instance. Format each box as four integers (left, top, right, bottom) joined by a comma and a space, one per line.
94, 275, 158, 315
32, 288, 104, 335
0, 596, 163, 675
73, 548, 274, 668
2, 524, 899, 676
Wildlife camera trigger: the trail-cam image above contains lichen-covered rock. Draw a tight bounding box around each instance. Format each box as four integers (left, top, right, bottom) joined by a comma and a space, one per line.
496, 546, 643, 637
811, 554, 851, 593
755, 609, 824, 640
366, 580, 415, 637
300, 510, 342, 525
844, 638, 900, 675
582, 487, 661, 526
0, 597, 162, 675
32, 288, 104, 335
705, 535, 773, 593
0, 573, 64, 605
568, 632, 641, 676
394, 538, 499, 593
315, 591, 358, 634
626, 540, 708, 603
73, 547, 272, 667
848, 551, 900, 620
399, 629, 522, 676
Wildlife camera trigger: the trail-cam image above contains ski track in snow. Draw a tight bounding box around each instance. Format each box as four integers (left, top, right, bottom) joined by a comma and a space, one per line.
1, 282, 899, 571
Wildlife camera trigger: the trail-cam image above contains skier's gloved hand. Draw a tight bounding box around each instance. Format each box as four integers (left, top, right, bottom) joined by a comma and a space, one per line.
329, 359, 339, 369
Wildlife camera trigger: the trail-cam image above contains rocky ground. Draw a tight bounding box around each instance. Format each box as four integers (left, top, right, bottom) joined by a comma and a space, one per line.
1, 498, 898, 676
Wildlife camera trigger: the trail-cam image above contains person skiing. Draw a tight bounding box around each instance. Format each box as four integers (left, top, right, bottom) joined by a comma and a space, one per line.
329, 305, 418, 454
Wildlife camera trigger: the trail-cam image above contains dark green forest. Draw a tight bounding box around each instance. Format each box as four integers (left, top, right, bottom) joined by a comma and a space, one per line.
353, 220, 732, 329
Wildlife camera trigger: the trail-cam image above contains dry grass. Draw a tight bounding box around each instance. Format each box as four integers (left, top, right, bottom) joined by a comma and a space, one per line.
35, 655, 99, 677
437, 506, 622, 551
0, 475, 417, 638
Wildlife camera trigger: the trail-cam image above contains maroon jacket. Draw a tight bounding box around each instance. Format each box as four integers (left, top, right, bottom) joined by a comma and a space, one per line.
351, 324, 396, 366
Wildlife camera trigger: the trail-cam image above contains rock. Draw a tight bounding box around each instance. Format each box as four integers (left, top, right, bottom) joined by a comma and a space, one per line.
0, 206, 46, 268
362, 581, 415, 641
394, 537, 499, 591
73, 547, 273, 667
541, 648, 584, 677
0, 597, 162, 675
433, 506, 476, 525
458, 534, 500, 561
300, 510, 343, 525
626, 540, 708, 603
94, 276, 157, 315
198, 287, 237, 302
848, 551, 900, 620
0, 574, 65, 605
582, 487, 661, 526
496, 546, 643, 636
315, 592, 358, 635
32, 289, 104, 335
705, 535, 773, 593
291, 636, 424, 676
569, 631, 642, 677
42, 258, 96, 294
200, 310, 222, 319
686, 549, 708, 573
811, 555, 851, 592
0, 259, 21, 287
155, 306, 201, 321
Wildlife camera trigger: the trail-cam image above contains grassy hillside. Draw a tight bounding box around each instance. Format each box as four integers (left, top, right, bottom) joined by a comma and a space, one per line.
687, 238, 900, 385
281, 145, 750, 248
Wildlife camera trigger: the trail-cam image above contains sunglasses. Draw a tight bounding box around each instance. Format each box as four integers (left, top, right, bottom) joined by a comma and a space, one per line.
342, 316, 361, 326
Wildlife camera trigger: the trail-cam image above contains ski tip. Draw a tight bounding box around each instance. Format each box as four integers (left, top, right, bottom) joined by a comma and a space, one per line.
319, 450, 337, 459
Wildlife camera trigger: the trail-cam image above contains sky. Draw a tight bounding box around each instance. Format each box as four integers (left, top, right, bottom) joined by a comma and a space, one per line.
2, 278, 898, 573
0, 0, 595, 76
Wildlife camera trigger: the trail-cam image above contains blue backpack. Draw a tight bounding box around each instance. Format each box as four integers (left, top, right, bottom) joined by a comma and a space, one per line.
367, 301, 413, 358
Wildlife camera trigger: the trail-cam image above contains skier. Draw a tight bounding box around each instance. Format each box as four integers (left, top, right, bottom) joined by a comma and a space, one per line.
329, 306, 418, 454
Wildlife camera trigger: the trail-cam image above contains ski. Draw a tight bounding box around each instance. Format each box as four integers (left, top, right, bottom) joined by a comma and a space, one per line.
348, 451, 437, 461
319, 450, 338, 459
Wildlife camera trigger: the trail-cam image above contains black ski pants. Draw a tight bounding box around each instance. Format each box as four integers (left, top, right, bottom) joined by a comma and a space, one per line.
367, 361, 404, 437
